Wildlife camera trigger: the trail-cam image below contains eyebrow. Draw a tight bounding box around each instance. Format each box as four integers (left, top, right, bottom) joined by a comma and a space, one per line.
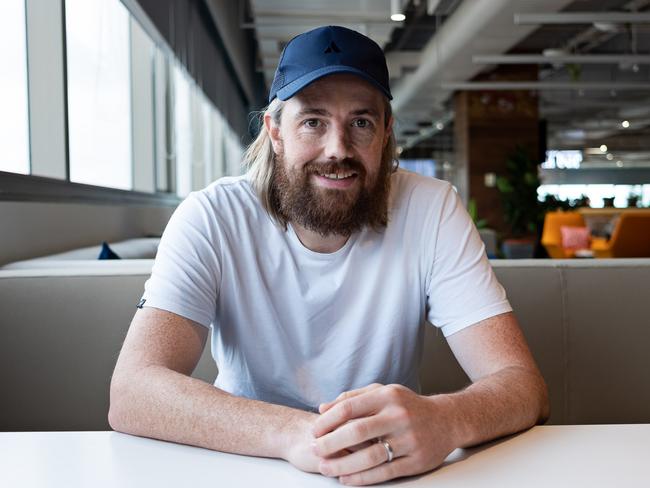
295, 108, 330, 118
294, 107, 381, 119
351, 108, 381, 119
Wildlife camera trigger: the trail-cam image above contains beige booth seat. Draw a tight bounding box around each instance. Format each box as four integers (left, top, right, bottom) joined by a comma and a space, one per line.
1, 258, 649, 431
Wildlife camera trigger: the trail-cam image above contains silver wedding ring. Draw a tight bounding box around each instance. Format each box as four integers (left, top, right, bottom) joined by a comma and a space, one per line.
378, 438, 394, 463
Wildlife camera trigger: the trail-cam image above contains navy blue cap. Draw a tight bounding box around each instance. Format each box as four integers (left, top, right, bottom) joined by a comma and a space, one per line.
269, 26, 392, 103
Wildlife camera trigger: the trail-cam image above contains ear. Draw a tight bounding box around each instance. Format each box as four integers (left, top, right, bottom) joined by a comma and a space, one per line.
264, 112, 282, 154
383, 115, 394, 148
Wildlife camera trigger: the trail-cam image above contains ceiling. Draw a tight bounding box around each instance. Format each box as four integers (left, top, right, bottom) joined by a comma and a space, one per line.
245, 0, 650, 167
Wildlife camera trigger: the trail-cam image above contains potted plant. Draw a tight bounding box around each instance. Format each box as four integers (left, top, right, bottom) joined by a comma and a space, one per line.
468, 198, 498, 258
496, 146, 544, 258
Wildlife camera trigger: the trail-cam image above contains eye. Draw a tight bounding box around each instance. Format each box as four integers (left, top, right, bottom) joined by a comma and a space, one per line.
352, 118, 372, 129
303, 118, 321, 128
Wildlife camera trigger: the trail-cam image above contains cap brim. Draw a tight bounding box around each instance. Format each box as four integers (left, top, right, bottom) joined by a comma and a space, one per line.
274, 65, 392, 101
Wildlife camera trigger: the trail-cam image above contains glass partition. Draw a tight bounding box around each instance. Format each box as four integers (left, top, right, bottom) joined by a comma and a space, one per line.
0, 0, 30, 175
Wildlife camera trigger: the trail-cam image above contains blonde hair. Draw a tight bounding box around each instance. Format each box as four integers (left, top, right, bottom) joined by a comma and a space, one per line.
243, 97, 397, 228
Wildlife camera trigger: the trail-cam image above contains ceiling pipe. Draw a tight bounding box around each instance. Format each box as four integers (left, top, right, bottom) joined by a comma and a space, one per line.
251, 9, 394, 21
440, 81, 650, 90
427, 0, 442, 16
515, 12, 650, 24
241, 18, 399, 28
472, 54, 650, 65
391, 0, 513, 112
403, 110, 455, 149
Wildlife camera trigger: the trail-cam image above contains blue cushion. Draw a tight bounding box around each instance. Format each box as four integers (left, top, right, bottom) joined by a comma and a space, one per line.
98, 242, 120, 260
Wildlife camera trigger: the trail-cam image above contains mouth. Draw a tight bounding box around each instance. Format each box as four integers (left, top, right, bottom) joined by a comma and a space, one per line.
317, 170, 358, 180
312, 169, 360, 189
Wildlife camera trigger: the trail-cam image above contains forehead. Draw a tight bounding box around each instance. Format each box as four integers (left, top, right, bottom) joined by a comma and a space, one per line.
284, 73, 386, 117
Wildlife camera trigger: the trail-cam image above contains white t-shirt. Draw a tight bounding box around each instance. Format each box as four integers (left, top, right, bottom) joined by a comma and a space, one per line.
142, 169, 511, 411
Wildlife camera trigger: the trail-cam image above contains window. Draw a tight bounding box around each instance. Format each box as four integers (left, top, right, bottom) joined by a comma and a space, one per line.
173, 64, 193, 197
130, 16, 156, 193
541, 150, 583, 169
399, 159, 437, 178
65, 0, 132, 190
153, 46, 171, 193
202, 102, 214, 185
0, 0, 30, 175
538, 184, 650, 208
2, 0, 242, 205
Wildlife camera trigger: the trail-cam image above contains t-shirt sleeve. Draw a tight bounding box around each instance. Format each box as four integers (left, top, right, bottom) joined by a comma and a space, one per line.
140, 192, 221, 328
425, 186, 511, 337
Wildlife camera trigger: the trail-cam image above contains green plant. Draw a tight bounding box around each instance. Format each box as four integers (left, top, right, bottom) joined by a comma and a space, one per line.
496, 146, 543, 237
467, 198, 488, 229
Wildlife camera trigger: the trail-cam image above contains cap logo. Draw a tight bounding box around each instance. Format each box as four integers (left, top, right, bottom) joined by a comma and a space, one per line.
324, 41, 341, 54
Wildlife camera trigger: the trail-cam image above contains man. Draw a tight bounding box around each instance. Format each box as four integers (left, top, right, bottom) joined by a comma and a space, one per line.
109, 26, 548, 485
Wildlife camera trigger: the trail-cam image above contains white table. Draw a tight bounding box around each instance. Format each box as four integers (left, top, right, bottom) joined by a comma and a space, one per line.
1, 425, 649, 487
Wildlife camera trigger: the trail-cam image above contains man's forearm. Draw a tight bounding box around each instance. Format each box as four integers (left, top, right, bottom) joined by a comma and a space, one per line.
441, 365, 549, 449
108, 365, 313, 459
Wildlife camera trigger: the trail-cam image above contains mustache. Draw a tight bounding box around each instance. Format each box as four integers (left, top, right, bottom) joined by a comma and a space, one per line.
302, 159, 366, 177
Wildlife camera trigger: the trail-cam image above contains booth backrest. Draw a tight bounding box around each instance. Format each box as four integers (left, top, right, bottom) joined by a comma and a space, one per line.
1, 259, 649, 430
421, 259, 650, 425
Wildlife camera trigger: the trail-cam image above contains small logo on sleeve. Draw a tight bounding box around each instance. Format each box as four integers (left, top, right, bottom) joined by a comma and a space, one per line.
136, 298, 146, 309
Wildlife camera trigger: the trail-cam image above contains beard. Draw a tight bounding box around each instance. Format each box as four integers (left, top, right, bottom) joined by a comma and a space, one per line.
269, 152, 393, 237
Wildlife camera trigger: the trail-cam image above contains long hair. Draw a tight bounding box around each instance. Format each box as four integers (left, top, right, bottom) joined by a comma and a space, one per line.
243, 97, 398, 228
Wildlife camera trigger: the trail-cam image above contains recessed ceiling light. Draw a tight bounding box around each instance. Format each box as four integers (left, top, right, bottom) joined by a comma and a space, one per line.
606, 153, 614, 160
542, 48, 566, 58
600, 144, 608, 152
593, 22, 618, 33
621, 120, 630, 128
616, 161, 623, 167
435, 122, 444, 130
390, 0, 405, 21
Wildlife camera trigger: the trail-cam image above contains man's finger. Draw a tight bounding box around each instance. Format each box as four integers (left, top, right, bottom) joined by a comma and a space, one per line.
319, 440, 393, 477
312, 390, 386, 438
318, 384, 383, 414
313, 416, 388, 458
338, 456, 415, 486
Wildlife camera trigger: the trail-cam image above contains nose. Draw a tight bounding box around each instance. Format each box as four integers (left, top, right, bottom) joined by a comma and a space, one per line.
323, 125, 353, 161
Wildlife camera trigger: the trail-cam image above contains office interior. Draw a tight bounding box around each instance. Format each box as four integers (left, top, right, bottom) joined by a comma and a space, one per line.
1, 0, 649, 432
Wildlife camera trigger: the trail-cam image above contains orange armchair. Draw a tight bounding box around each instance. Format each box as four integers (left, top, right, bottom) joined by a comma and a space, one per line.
591, 211, 650, 258
541, 211, 587, 258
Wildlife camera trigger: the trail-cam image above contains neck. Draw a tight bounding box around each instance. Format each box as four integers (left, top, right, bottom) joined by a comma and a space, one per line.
291, 223, 350, 253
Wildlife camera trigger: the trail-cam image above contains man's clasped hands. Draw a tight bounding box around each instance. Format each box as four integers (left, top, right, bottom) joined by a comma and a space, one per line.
284, 383, 461, 486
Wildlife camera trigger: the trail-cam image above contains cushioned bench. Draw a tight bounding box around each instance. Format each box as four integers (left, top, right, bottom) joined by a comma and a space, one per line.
2, 238, 160, 270
1, 258, 649, 430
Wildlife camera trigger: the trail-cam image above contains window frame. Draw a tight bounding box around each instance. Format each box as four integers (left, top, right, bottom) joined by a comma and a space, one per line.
1, 0, 188, 206
0, 170, 179, 206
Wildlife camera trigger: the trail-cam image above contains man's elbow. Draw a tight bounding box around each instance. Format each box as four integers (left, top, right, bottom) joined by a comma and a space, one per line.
107, 373, 132, 433
107, 404, 123, 432
535, 372, 551, 425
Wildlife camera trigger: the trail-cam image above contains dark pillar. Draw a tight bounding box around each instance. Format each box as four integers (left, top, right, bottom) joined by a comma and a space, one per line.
454, 66, 541, 236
